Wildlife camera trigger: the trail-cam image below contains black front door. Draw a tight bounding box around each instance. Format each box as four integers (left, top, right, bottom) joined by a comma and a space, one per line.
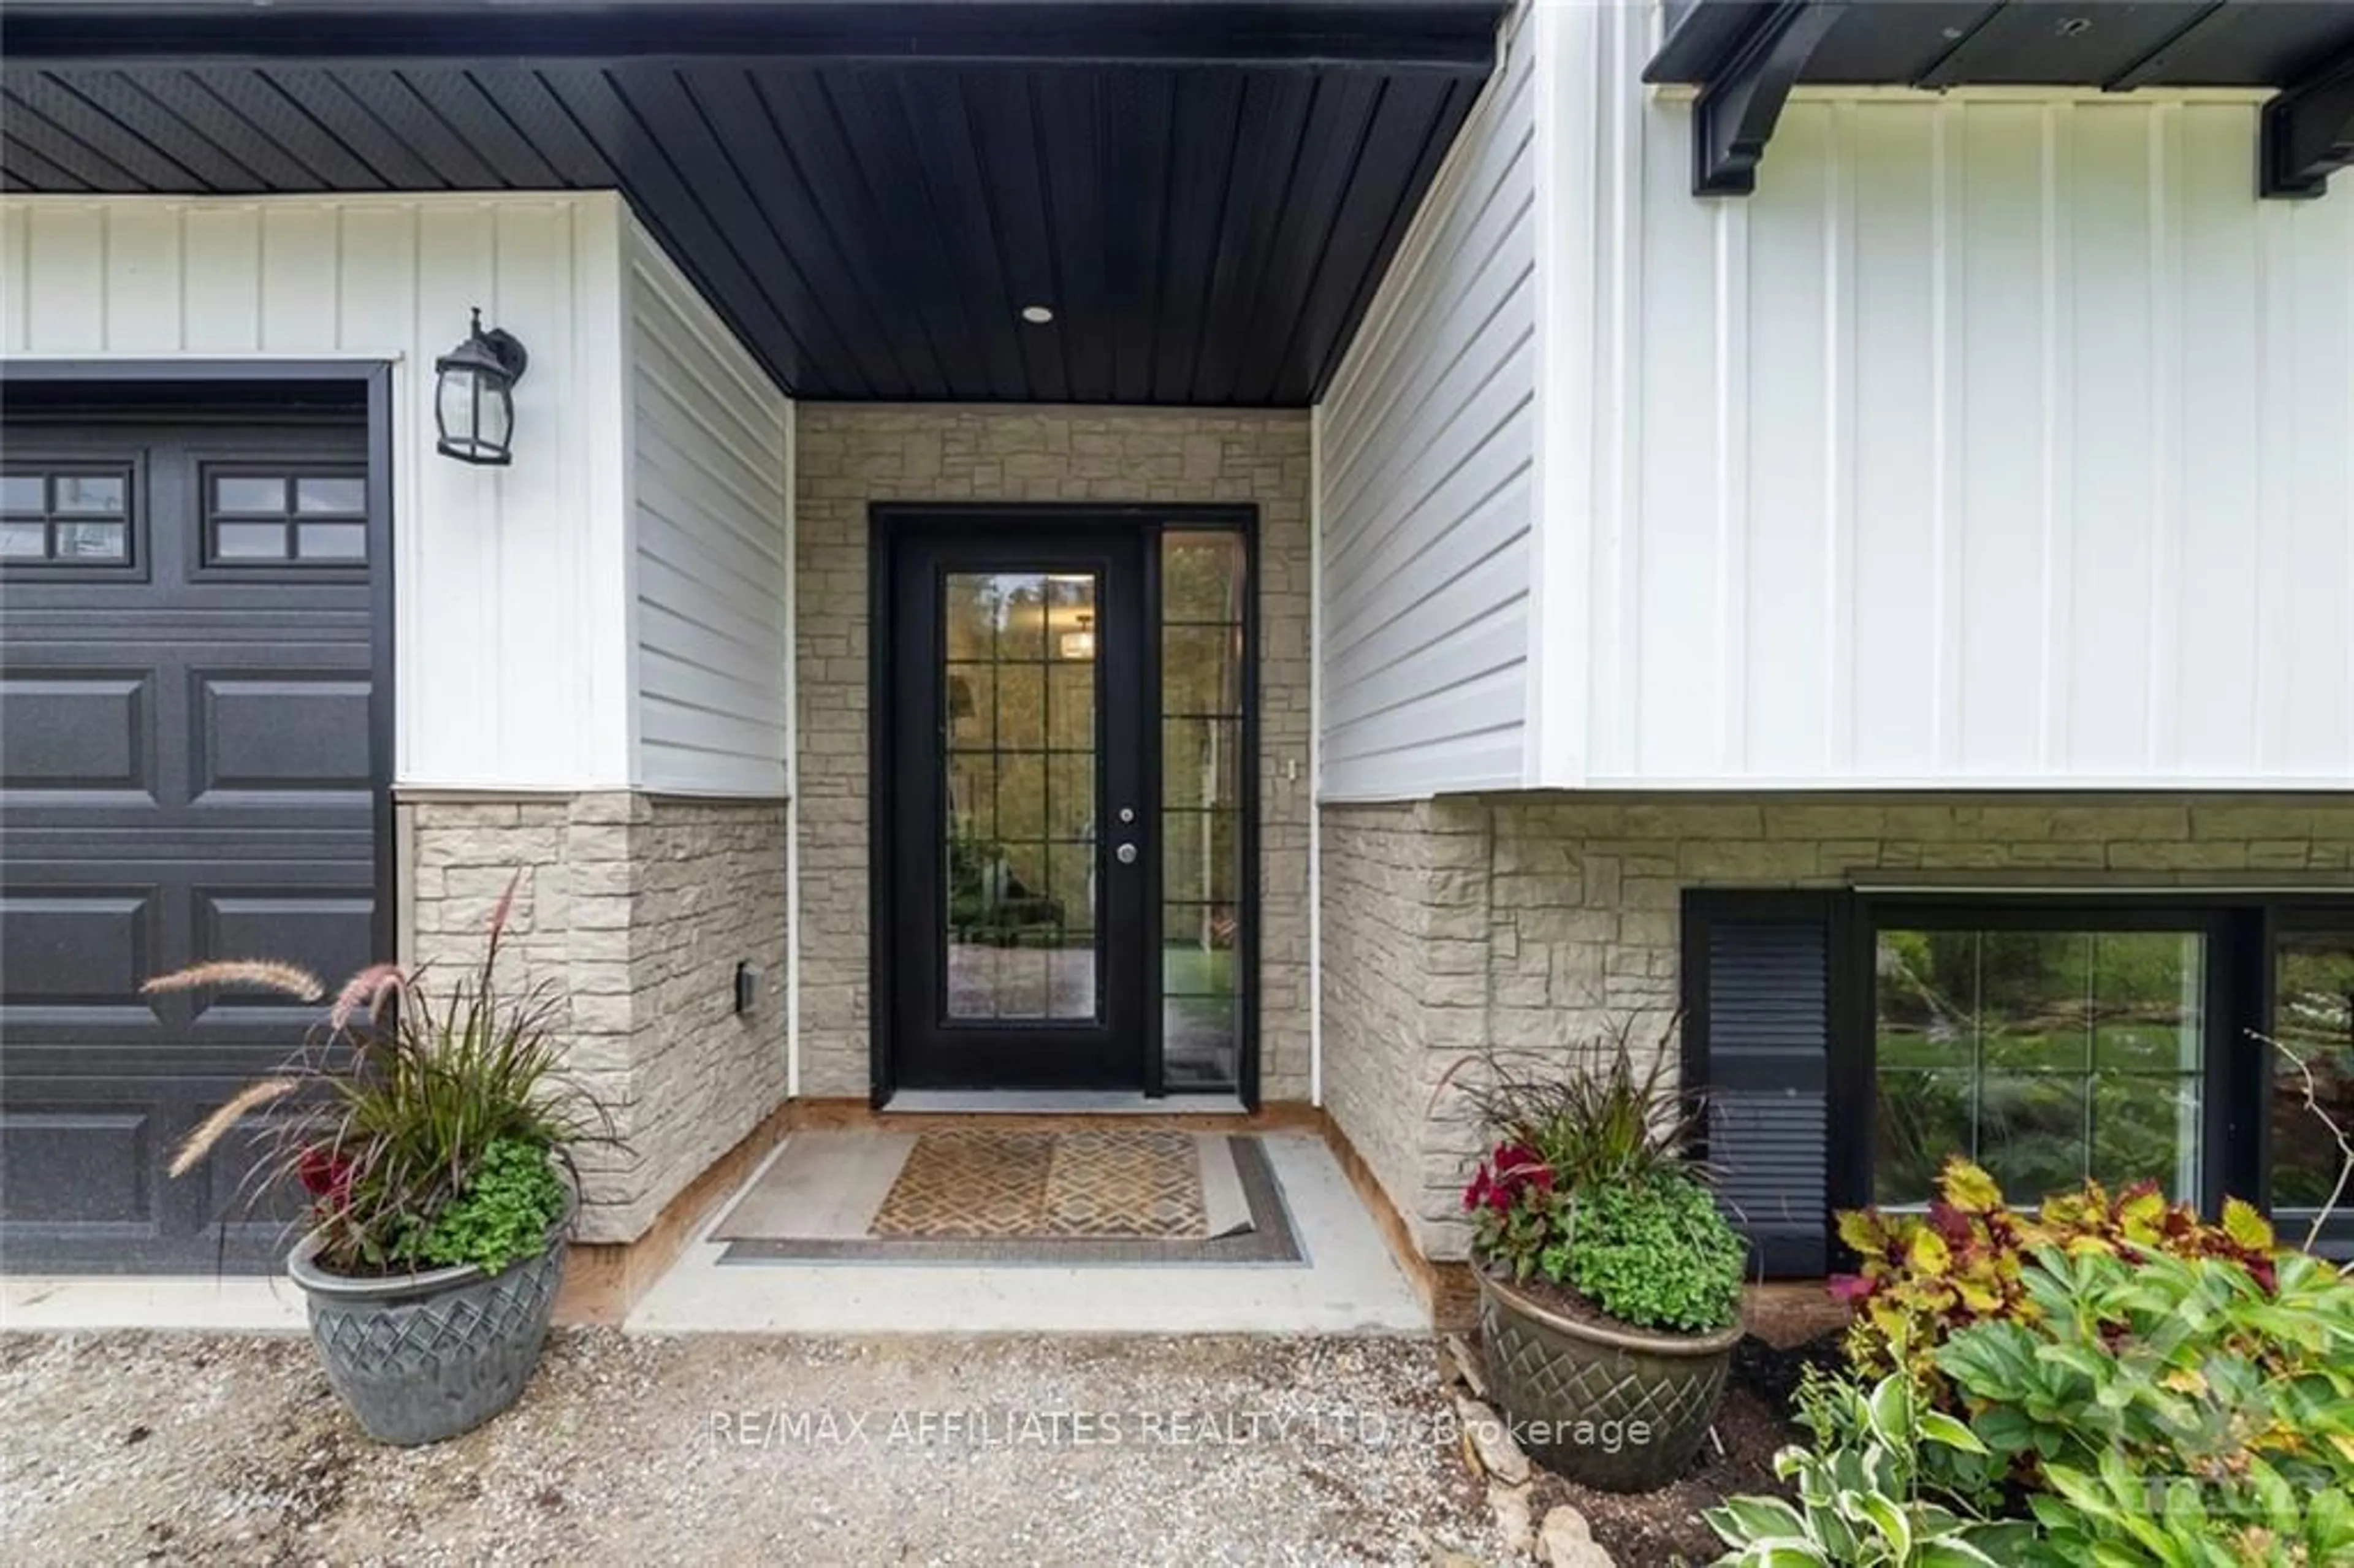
887, 520, 1151, 1090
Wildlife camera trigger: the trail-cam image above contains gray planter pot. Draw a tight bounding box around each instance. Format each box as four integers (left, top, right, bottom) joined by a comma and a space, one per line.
1476, 1268, 1742, 1493
288, 1193, 574, 1447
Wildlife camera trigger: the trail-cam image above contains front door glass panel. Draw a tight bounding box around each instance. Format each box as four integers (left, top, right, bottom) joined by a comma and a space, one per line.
942, 571, 1099, 1022
886, 515, 1251, 1099
1159, 530, 1247, 1090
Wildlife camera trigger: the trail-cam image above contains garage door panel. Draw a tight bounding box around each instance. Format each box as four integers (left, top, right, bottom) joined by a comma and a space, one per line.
0, 669, 154, 793
0, 1086, 298, 1272
193, 671, 373, 794
196, 889, 377, 1008
0, 1103, 158, 1227
0, 887, 159, 1007
2, 411, 382, 1274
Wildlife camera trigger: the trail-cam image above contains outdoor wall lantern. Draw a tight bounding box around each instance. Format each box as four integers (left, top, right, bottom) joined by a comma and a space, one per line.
434, 307, 529, 466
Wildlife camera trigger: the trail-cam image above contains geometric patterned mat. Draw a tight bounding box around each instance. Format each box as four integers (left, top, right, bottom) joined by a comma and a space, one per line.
872, 1129, 1205, 1239
715, 1136, 1301, 1267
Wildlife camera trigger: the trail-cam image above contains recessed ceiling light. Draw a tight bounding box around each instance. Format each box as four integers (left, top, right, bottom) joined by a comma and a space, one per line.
1019, 304, 1055, 325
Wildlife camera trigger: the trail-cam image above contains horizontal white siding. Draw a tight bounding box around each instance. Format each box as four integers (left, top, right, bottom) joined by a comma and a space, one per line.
1314, 0, 1536, 801
0, 192, 636, 791
1543, 6, 2354, 788
625, 219, 792, 796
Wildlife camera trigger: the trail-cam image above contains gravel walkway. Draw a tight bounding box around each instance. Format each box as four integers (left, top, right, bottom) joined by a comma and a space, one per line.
1, 1330, 1501, 1567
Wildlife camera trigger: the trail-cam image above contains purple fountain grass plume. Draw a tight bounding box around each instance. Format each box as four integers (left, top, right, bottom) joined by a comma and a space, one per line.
330, 962, 407, 1032
143, 961, 325, 1002
169, 1078, 299, 1178
482, 870, 522, 970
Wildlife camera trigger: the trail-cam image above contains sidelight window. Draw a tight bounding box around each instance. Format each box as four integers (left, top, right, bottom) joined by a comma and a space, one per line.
1159, 529, 1247, 1091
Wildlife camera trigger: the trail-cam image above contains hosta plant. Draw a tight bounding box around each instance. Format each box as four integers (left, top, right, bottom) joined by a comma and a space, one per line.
1933, 1243, 2354, 1552
1830, 1157, 2281, 1403
2023, 1446, 2354, 1568
153, 875, 612, 1276
1704, 1367, 2030, 1567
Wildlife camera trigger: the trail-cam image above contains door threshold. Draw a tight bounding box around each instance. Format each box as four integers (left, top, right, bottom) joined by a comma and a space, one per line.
882, 1090, 1250, 1116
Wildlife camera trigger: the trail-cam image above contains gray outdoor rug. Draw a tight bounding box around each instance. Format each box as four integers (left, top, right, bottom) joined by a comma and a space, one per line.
710, 1130, 1301, 1266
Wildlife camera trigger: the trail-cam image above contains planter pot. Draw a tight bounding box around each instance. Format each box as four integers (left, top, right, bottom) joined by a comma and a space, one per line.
1475, 1268, 1742, 1493
288, 1193, 574, 1447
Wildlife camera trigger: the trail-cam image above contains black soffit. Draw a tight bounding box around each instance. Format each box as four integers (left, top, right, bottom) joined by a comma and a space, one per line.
0, 2, 1505, 405
1646, 1, 2354, 199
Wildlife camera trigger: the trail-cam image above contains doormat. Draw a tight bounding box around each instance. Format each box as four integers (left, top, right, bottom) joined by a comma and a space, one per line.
709, 1131, 1301, 1266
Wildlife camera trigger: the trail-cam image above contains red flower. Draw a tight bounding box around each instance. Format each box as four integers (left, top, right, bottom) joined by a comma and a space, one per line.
1495, 1143, 1555, 1194
296, 1143, 354, 1206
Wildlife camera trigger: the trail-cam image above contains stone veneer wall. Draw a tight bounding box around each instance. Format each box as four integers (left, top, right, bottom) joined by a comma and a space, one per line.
1320, 793, 2354, 1261
796, 405, 1313, 1101
406, 793, 788, 1243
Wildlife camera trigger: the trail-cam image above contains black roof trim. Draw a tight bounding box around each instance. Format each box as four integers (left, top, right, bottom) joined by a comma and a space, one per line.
1, 2, 1505, 72
1651, 0, 2354, 199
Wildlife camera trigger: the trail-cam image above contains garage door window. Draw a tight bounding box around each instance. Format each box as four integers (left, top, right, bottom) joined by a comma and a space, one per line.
205, 469, 368, 564
1, 466, 132, 564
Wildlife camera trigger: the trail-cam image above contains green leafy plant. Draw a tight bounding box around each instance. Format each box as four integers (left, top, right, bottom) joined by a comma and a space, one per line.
1931, 1243, 2354, 1559
1831, 1157, 2281, 1404
1705, 1367, 2030, 1566
1446, 1021, 1745, 1335
2024, 1446, 2354, 1568
398, 1135, 570, 1274
1560, 1172, 1746, 1334
151, 874, 615, 1276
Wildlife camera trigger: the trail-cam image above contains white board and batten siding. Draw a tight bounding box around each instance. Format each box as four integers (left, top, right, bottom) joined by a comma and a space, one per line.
1317, 3, 2354, 798
0, 192, 794, 799
1315, 0, 1536, 802
623, 218, 793, 797
1541, 1, 2354, 789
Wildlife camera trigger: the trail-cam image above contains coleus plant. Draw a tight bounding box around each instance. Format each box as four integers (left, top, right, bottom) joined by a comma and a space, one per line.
1831, 1156, 2282, 1404
1463, 1140, 1562, 1281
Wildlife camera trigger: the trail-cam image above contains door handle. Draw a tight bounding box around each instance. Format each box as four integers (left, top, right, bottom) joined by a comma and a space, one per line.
1115, 842, 1138, 866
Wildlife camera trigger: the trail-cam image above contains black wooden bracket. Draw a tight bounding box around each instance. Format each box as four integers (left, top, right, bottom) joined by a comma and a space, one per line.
2263, 46, 2354, 199
1691, 1, 1846, 197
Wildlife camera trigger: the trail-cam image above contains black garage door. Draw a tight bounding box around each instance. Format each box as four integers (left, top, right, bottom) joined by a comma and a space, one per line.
1, 399, 386, 1273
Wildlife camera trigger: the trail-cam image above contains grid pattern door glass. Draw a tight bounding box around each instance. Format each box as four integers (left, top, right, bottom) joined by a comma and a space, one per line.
1874, 927, 2206, 1203
1160, 531, 1246, 1090
942, 571, 1099, 1022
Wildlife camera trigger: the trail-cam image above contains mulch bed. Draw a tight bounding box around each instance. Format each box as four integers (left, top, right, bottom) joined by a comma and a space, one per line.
1510, 1330, 1846, 1566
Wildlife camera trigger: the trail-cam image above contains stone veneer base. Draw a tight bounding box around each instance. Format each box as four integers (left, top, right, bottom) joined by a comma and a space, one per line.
554, 1102, 793, 1326
405, 790, 790, 1246
1318, 791, 2354, 1265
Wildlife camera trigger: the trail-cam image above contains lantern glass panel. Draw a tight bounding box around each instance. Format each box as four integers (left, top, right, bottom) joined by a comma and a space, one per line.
481, 381, 514, 452
438, 365, 480, 451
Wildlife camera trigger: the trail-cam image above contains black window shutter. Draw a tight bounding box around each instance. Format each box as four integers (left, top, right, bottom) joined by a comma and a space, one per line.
1682, 892, 1837, 1279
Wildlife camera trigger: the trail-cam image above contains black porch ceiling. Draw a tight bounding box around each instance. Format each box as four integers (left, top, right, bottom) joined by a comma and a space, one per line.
0, 3, 1504, 405
1648, 1, 2354, 197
